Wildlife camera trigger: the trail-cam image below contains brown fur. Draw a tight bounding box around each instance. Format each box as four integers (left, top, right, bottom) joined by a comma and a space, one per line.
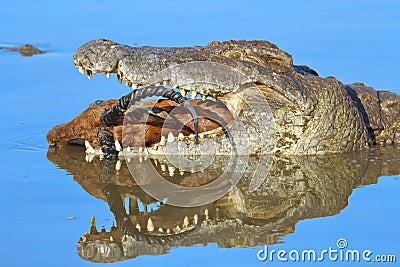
47, 99, 233, 148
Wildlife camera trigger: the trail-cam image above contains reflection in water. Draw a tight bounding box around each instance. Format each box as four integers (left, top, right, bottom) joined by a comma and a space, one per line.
46, 146, 400, 263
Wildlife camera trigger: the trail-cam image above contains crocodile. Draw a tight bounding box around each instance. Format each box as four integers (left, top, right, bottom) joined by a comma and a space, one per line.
47, 39, 400, 156
46, 145, 400, 262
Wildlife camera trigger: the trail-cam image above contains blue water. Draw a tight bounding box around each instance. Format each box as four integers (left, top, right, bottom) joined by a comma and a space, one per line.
0, 1, 399, 266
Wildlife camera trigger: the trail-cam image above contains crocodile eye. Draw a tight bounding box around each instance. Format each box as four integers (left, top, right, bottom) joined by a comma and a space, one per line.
90, 100, 104, 107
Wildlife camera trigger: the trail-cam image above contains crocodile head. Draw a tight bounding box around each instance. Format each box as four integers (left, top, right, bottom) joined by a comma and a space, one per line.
50, 38, 400, 156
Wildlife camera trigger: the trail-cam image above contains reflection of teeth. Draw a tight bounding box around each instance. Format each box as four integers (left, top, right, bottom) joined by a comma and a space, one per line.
183, 216, 189, 228
147, 218, 155, 232
193, 214, 198, 225
110, 236, 114, 242
106, 72, 110, 78
159, 136, 166, 146
115, 140, 122, 151
168, 132, 175, 143
132, 83, 138, 89
122, 235, 127, 242
163, 80, 171, 86
190, 90, 197, 99
178, 133, 185, 141
201, 94, 207, 100
161, 164, 167, 172
115, 160, 121, 171
136, 223, 141, 232
168, 166, 175, 177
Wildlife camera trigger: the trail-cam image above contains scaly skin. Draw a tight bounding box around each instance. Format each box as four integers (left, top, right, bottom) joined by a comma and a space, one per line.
69, 39, 400, 155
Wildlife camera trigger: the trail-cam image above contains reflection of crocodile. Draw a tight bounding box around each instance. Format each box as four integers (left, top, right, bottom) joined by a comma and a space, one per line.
46, 146, 400, 262
47, 39, 400, 156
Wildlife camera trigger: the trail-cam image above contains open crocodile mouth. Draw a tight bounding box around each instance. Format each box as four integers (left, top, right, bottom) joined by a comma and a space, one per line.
71, 62, 243, 160
51, 38, 276, 161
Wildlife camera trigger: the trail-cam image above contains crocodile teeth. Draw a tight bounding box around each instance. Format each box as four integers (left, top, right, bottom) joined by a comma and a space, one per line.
117, 73, 123, 84
190, 90, 197, 99
132, 83, 138, 89
179, 89, 187, 97
201, 94, 207, 101
106, 72, 110, 78
110, 236, 114, 242
159, 136, 166, 146
86, 69, 92, 80
174, 225, 181, 232
204, 208, 209, 220
115, 140, 122, 152
158, 228, 164, 233
78, 66, 85, 75
85, 141, 96, 154
136, 223, 141, 232
125, 80, 132, 87
167, 132, 175, 143
178, 132, 185, 141
147, 218, 155, 232
168, 166, 175, 177
193, 214, 198, 225
166, 229, 171, 234
183, 216, 189, 228
138, 147, 143, 154
163, 80, 171, 86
